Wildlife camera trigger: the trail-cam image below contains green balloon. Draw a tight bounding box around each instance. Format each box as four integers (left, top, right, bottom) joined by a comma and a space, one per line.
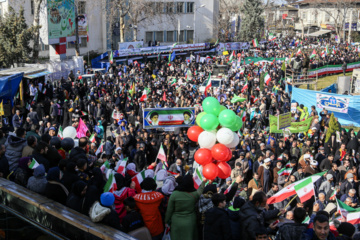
200, 113, 219, 131
218, 109, 236, 128
196, 112, 207, 126
219, 105, 227, 113
229, 116, 243, 131
202, 97, 221, 116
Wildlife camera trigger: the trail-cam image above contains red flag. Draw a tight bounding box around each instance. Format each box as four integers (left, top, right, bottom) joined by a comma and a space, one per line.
162, 91, 166, 101
76, 118, 89, 138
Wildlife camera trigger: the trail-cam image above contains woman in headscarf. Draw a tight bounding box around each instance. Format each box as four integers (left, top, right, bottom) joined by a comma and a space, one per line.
165, 174, 207, 240
45, 167, 68, 205
13, 157, 32, 187
27, 164, 47, 194
66, 180, 87, 213
61, 161, 80, 191
113, 173, 136, 223
83, 167, 106, 215
347, 129, 358, 155
155, 169, 168, 189
126, 163, 137, 177
157, 176, 178, 222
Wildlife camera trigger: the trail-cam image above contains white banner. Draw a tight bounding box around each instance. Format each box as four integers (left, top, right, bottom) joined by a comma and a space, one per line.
316, 93, 350, 113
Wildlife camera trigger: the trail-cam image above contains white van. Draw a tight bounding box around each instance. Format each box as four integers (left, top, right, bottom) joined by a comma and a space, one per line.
81, 74, 95, 85
199, 77, 224, 93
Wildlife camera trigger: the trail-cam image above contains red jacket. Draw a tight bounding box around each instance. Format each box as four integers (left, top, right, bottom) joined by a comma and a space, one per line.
134, 191, 164, 237
114, 187, 136, 223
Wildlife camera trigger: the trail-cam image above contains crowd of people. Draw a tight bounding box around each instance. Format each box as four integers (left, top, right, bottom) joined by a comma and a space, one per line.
1, 37, 360, 240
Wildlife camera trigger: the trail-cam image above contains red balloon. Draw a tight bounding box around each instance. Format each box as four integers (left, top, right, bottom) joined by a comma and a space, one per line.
211, 143, 230, 162
187, 126, 204, 142
78, 75, 82, 79
237, 53, 241, 57
217, 162, 231, 179
203, 163, 219, 180
194, 148, 213, 165
224, 148, 232, 161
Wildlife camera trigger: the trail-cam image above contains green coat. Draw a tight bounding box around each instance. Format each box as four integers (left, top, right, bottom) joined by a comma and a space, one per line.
165, 182, 205, 240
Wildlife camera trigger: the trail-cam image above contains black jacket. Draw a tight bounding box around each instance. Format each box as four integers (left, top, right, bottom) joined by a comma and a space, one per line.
203, 207, 232, 240
69, 147, 87, 162
122, 210, 145, 233
275, 222, 307, 240
240, 201, 264, 240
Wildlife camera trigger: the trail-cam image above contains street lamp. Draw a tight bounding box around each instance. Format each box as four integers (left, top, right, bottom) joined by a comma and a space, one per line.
194, 4, 206, 44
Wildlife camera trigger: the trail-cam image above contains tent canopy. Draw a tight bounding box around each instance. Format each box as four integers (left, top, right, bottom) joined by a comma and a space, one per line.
307, 30, 331, 37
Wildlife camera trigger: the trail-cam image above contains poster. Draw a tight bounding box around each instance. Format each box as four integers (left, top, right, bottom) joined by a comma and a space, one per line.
291, 102, 297, 113
278, 112, 291, 130
316, 93, 349, 113
77, 14, 88, 36
118, 41, 144, 50
143, 108, 195, 129
270, 115, 313, 133
47, 0, 76, 39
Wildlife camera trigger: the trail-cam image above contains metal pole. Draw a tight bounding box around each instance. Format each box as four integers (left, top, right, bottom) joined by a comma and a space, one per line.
194, 3, 196, 44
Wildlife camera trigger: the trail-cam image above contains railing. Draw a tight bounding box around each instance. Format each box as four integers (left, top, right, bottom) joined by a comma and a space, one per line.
0, 178, 135, 240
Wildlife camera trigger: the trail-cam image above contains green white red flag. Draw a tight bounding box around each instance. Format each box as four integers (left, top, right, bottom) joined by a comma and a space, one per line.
294, 177, 314, 203
140, 89, 147, 102
29, 158, 39, 169
336, 198, 356, 218
265, 73, 271, 85
132, 170, 146, 193
224, 181, 235, 194
58, 125, 63, 139
109, 51, 114, 64
193, 167, 204, 189
310, 49, 317, 59
329, 189, 337, 201
100, 160, 110, 173
95, 141, 104, 156
89, 133, 96, 143
156, 143, 168, 167
204, 74, 212, 97
103, 172, 117, 193
252, 38, 259, 48
277, 167, 292, 176
116, 157, 128, 176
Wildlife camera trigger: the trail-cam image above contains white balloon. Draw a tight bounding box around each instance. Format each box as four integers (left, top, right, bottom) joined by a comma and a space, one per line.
198, 131, 217, 149
63, 126, 77, 139
225, 132, 240, 148
216, 128, 234, 145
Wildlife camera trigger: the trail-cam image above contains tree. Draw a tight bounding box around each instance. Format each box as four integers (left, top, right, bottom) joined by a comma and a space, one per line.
128, 0, 155, 41
0, 6, 39, 68
240, 0, 264, 41
325, 113, 340, 143
32, 0, 43, 61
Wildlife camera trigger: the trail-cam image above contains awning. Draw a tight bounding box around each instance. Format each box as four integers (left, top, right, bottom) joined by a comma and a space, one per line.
25, 71, 52, 79
307, 30, 331, 37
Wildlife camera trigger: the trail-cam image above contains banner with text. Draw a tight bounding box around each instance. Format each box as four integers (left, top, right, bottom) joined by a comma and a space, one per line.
316, 93, 350, 113
143, 108, 195, 129
270, 115, 313, 133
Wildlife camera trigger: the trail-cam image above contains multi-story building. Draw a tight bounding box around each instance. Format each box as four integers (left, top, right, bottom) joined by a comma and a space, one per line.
265, 4, 298, 33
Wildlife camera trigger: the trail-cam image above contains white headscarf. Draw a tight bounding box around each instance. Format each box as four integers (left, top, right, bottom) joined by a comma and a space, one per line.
145, 169, 155, 178
161, 176, 178, 195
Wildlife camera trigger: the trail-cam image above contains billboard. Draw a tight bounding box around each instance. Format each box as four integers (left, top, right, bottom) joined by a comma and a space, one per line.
77, 14, 88, 37
47, 0, 76, 40
143, 108, 195, 129
316, 93, 349, 113
118, 41, 144, 51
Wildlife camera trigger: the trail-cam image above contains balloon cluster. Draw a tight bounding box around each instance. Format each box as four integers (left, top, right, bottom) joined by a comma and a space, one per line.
187, 97, 243, 180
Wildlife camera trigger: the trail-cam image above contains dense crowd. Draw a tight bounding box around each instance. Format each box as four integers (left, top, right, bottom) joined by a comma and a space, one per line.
2, 37, 360, 240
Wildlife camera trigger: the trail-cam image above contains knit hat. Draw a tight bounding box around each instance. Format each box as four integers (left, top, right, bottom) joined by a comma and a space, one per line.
100, 192, 115, 207
326, 174, 333, 180
140, 177, 157, 191
337, 222, 355, 237
347, 173, 354, 179
233, 196, 246, 209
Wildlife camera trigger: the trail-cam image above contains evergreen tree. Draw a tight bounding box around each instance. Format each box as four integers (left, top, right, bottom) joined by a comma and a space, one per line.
240, 0, 264, 41
0, 6, 39, 68
325, 113, 340, 143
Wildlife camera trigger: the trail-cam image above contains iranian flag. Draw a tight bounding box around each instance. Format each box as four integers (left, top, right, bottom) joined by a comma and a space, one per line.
252, 38, 259, 48
239, 68, 245, 75
241, 110, 247, 122
103, 172, 117, 193
58, 125, 63, 139
241, 81, 248, 93
268, 33, 276, 41
332, 47, 336, 55
321, 51, 326, 58
253, 97, 259, 104
329, 189, 337, 201
277, 154, 283, 161
29, 158, 40, 169
89, 133, 96, 143
346, 209, 360, 225
81, 111, 88, 116
204, 74, 212, 97
109, 51, 114, 64
100, 160, 110, 173
224, 181, 235, 194
264, 73, 271, 85
310, 49, 317, 59
294, 177, 315, 203
325, 45, 330, 54
132, 170, 146, 193
185, 70, 193, 81
296, 48, 302, 55
156, 144, 168, 167
95, 141, 105, 156
277, 167, 293, 176
42, 87, 46, 94
169, 78, 177, 86
228, 51, 235, 63
140, 89, 147, 102
285, 161, 291, 168
336, 198, 356, 218
116, 157, 128, 176
193, 168, 204, 189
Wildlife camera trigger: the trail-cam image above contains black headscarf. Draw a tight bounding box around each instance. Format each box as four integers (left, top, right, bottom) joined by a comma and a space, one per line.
175, 174, 196, 192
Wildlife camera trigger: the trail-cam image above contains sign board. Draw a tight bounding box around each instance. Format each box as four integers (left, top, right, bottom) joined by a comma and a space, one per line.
118, 41, 144, 51
291, 102, 297, 113
277, 112, 292, 130
143, 108, 195, 129
77, 14, 88, 37
316, 93, 350, 113
47, 0, 76, 43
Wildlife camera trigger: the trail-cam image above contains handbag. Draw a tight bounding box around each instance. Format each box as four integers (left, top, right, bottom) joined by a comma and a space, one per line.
162, 226, 171, 240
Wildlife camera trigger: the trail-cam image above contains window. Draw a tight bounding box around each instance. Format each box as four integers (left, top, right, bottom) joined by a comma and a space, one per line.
325, 12, 330, 22
31, 0, 34, 15
302, 12, 306, 21
155, 31, 163, 42
80, 37, 87, 47
155, 2, 164, 13
78, 1, 86, 14
186, 2, 194, 13
67, 41, 75, 49
187, 30, 194, 42
167, 31, 174, 42
352, 10, 358, 22
177, 2, 184, 13
146, 32, 153, 42
165, 2, 173, 13
41, 43, 49, 51
179, 30, 184, 42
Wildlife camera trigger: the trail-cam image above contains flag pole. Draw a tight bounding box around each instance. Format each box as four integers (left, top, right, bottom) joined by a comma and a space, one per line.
277, 194, 298, 216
